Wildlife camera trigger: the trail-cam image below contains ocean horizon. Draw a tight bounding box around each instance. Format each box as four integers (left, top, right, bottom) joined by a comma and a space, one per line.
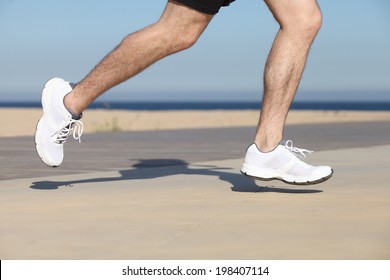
1, 101, 390, 111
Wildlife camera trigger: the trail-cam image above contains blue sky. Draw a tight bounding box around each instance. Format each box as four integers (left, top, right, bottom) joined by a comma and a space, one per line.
0, 0, 389, 101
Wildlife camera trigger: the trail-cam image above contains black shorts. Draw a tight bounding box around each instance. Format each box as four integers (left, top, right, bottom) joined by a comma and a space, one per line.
175, 0, 235, 15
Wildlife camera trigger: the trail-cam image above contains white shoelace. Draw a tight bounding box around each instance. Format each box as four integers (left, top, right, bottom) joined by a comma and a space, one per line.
284, 140, 313, 159
53, 119, 84, 144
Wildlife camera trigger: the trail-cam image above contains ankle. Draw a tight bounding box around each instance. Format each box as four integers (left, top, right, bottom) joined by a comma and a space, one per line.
63, 92, 82, 116
254, 138, 281, 153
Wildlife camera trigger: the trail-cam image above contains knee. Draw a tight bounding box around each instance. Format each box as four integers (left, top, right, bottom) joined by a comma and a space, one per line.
154, 13, 207, 53
167, 25, 202, 53
281, 7, 322, 40
172, 31, 199, 52
302, 9, 322, 37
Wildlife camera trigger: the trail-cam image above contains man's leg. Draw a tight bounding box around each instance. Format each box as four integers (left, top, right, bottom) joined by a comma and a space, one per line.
241, 0, 332, 185
65, 0, 214, 115
255, 0, 322, 152
35, 0, 214, 167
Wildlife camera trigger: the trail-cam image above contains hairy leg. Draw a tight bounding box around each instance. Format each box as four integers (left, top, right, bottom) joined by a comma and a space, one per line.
254, 0, 322, 151
64, 1, 213, 115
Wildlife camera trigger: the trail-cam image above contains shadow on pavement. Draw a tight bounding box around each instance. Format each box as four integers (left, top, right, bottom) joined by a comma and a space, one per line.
30, 159, 322, 194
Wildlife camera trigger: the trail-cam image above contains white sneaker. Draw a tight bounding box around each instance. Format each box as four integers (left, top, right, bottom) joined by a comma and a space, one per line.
35, 78, 83, 167
241, 140, 333, 185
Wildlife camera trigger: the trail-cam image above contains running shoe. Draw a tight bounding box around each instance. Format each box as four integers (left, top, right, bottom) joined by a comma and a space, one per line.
241, 140, 333, 185
35, 78, 83, 167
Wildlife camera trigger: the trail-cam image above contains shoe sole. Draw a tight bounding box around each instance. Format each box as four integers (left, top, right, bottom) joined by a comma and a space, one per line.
240, 169, 334, 186
34, 78, 62, 168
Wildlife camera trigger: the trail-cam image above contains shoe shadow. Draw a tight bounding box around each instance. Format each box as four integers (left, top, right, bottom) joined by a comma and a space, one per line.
30, 159, 323, 194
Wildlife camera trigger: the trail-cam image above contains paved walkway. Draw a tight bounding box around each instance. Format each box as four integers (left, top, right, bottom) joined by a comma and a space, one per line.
1, 122, 389, 259
1, 121, 390, 181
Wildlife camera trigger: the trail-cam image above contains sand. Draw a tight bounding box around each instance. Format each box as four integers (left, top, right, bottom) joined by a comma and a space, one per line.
1, 107, 390, 137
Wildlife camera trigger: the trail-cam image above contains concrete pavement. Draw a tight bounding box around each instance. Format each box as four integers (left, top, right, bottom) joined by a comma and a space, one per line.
1, 121, 390, 181
0, 122, 389, 259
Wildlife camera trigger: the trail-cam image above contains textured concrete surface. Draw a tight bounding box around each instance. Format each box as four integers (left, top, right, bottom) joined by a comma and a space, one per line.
1, 121, 390, 181
0, 122, 389, 259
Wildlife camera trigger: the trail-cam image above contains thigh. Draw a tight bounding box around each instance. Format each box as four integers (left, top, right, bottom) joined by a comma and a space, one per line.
157, 1, 215, 42
160, 1, 214, 29
174, 0, 235, 15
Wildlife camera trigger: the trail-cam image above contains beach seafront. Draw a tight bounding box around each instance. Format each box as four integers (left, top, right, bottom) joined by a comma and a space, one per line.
1, 108, 390, 137
0, 108, 390, 260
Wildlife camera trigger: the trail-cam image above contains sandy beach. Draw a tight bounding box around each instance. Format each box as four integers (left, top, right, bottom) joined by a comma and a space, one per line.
1, 108, 390, 137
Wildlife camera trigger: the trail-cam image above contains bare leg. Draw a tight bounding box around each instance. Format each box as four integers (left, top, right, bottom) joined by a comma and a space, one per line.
64, 0, 213, 115
254, 0, 322, 152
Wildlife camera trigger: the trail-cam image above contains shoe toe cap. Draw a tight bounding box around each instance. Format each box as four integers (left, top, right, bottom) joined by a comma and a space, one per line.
312, 165, 333, 179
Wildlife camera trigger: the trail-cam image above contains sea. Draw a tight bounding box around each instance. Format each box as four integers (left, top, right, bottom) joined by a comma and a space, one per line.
1, 101, 390, 111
